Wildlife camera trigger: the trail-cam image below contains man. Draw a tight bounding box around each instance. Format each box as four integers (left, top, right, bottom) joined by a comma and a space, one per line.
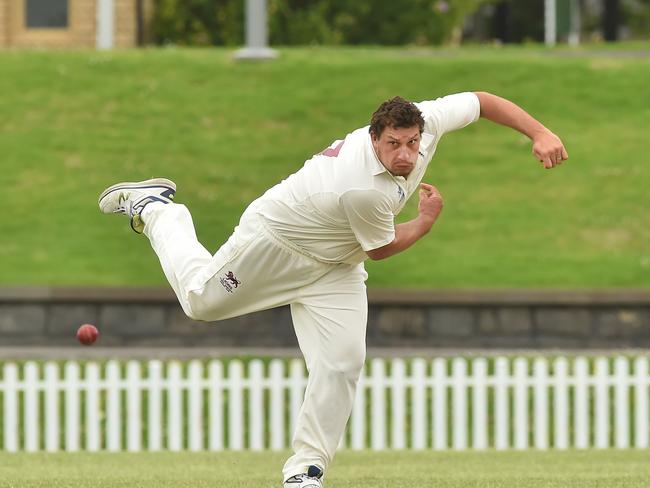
99, 91, 567, 487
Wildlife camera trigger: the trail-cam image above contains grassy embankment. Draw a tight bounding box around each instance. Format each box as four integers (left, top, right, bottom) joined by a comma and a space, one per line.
1, 46, 649, 287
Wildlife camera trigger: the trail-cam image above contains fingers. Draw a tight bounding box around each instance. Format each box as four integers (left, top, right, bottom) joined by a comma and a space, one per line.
420, 182, 442, 196
551, 147, 569, 165
420, 184, 434, 199
536, 147, 568, 169
419, 183, 442, 210
418, 182, 444, 219
532, 131, 568, 169
551, 152, 561, 166
535, 149, 552, 168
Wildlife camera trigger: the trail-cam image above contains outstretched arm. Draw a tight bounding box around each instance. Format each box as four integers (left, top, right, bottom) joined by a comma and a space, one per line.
474, 91, 568, 169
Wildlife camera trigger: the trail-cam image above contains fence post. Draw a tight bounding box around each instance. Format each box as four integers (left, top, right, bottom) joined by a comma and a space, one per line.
614, 357, 630, 449
513, 358, 528, 450
494, 357, 510, 450
594, 357, 610, 449
533, 358, 549, 450
391, 359, 406, 450
452, 358, 467, 450
574, 357, 589, 448
634, 357, 649, 448
228, 361, 244, 451
64, 361, 80, 452
126, 361, 142, 452
44, 362, 60, 452
106, 360, 121, 452
24, 362, 39, 452
168, 361, 183, 451
147, 360, 163, 451
432, 358, 447, 450
472, 358, 488, 450
411, 359, 427, 449
188, 360, 204, 452
553, 357, 569, 449
370, 358, 386, 451
249, 360, 265, 451
3, 363, 18, 452
208, 361, 224, 451
85, 362, 101, 452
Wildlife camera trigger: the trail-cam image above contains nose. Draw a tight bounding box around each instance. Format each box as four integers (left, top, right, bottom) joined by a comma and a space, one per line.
397, 146, 411, 162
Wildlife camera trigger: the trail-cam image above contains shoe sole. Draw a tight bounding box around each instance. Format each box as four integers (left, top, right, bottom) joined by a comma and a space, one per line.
98, 178, 177, 211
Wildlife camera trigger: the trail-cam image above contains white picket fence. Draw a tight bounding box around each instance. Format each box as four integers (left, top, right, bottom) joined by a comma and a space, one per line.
0, 356, 649, 452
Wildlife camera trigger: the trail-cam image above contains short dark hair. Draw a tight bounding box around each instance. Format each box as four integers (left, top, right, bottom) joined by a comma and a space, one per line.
369, 96, 424, 138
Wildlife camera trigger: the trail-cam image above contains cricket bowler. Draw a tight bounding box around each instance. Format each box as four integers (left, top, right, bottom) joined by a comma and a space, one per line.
99, 92, 568, 487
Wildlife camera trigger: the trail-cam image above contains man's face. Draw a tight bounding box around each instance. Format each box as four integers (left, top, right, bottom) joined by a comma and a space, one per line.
371, 125, 421, 177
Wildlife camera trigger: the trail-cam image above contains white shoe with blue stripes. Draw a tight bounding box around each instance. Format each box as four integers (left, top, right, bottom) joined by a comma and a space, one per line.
98, 178, 176, 234
283, 465, 323, 488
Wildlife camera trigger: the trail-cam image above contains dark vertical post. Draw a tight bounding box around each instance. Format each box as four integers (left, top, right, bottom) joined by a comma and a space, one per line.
136, 0, 144, 46
493, 1, 511, 43
603, 0, 620, 41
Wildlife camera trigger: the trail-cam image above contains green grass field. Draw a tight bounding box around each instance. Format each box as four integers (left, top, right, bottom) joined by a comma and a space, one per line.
0, 450, 648, 487
1, 46, 649, 287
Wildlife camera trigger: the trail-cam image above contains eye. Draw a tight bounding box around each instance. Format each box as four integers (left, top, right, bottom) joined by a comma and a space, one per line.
390, 141, 398, 146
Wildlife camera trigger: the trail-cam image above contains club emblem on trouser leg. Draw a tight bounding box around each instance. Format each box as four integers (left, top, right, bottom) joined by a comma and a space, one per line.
220, 271, 242, 293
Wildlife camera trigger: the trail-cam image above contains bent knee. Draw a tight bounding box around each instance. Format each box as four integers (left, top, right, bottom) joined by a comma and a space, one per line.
183, 302, 206, 322
184, 289, 236, 322
184, 292, 216, 321
327, 345, 366, 379
184, 308, 207, 322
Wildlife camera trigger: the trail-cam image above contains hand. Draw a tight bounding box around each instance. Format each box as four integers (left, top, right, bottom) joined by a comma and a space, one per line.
532, 130, 569, 169
418, 183, 443, 223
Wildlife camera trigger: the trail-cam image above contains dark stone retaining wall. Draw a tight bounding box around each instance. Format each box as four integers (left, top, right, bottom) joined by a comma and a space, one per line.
0, 288, 649, 349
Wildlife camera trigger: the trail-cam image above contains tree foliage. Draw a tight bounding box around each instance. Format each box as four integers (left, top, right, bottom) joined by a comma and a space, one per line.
152, 0, 493, 46
153, 0, 244, 46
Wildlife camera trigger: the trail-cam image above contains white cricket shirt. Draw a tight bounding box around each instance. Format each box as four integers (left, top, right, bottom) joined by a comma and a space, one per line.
251, 92, 481, 265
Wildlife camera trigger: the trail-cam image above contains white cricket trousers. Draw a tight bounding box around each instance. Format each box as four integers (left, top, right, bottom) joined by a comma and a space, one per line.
141, 202, 368, 482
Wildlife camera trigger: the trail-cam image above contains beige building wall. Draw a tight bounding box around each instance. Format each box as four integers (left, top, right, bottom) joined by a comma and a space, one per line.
0, 1, 8, 46
73, 0, 99, 47
114, 0, 136, 48
0, 0, 142, 48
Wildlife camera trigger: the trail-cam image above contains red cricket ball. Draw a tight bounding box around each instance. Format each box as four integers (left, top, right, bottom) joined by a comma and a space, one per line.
76, 324, 99, 345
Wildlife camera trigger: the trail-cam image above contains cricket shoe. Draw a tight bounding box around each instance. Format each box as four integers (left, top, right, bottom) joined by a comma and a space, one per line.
283, 465, 323, 488
98, 178, 176, 234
